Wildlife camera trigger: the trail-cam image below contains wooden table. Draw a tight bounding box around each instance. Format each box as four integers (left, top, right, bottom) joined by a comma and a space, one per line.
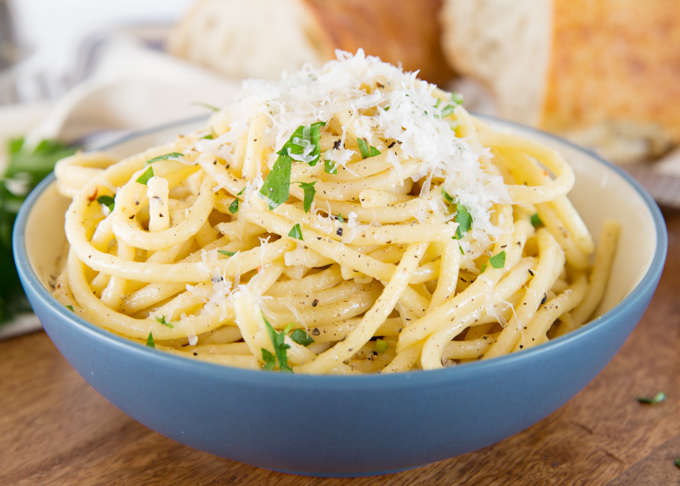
2, 209, 679, 486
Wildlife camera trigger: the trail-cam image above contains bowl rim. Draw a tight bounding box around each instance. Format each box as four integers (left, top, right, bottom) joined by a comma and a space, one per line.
13, 115, 668, 388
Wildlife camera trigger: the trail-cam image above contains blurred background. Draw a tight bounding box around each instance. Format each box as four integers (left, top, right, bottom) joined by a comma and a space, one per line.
1, 0, 679, 336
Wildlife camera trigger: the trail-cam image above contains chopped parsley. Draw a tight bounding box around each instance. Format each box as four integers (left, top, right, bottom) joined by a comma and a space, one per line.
259, 123, 325, 209
155, 315, 174, 328
290, 329, 315, 346
443, 189, 473, 239
288, 223, 303, 240
675, 459, 680, 469
459, 244, 465, 256
66, 305, 74, 312
228, 198, 239, 214
237, 187, 246, 195
278, 122, 326, 166
295, 181, 316, 212
441, 105, 455, 118
454, 204, 473, 239
451, 92, 464, 105
146, 332, 155, 349
442, 188, 454, 204
262, 317, 293, 372
217, 250, 238, 257
337, 214, 345, 223
136, 166, 154, 185
480, 263, 487, 274
637, 391, 667, 404
0, 137, 78, 324
144, 152, 183, 166
357, 138, 381, 159
97, 195, 115, 213
375, 339, 388, 354
530, 213, 543, 228
261, 348, 277, 370
324, 158, 338, 174
489, 251, 507, 269
259, 155, 292, 210
201, 134, 214, 140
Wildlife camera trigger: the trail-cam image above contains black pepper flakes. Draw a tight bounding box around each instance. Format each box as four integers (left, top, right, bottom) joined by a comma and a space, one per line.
336, 228, 343, 236
312, 299, 319, 307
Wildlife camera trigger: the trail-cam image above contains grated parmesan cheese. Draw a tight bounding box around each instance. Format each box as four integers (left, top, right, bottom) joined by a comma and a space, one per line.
202, 49, 510, 239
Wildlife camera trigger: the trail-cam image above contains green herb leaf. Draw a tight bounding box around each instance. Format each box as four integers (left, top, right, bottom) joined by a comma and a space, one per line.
452, 92, 464, 105
375, 339, 388, 354
278, 122, 326, 166
480, 263, 487, 274
237, 187, 246, 196
0, 137, 78, 325
146, 332, 155, 349
155, 315, 174, 328
489, 251, 507, 269
217, 250, 238, 257
324, 158, 338, 175
261, 348, 276, 370
357, 138, 381, 159
228, 198, 239, 214
442, 189, 454, 204
337, 214, 345, 223
201, 134, 214, 140
675, 458, 680, 469
66, 305, 74, 312
296, 181, 316, 212
259, 155, 292, 210
637, 391, 667, 404
136, 166, 154, 185
531, 213, 543, 228
455, 203, 473, 239
357, 138, 370, 158
262, 315, 293, 372
441, 105, 455, 118
192, 101, 219, 112
459, 244, 465, 256
144, 152, 183, 166
97, 195, 115, 213
290, 329, 315, 346
288, 223, 303, 240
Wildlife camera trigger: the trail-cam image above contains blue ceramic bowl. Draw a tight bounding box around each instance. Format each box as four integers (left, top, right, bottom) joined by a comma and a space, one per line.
13, 118, 667, 477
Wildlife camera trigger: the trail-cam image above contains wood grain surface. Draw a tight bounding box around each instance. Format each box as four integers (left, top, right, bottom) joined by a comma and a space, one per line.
2, 209, 680, 486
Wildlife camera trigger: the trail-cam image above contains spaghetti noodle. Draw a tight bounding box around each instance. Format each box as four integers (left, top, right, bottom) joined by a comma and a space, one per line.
52, 50, 619, 374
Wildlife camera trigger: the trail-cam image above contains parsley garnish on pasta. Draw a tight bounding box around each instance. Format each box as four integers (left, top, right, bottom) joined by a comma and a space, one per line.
51, 50, 619, 374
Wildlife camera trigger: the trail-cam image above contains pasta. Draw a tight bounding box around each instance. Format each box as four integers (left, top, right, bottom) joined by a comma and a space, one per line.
52, 50, 619, 374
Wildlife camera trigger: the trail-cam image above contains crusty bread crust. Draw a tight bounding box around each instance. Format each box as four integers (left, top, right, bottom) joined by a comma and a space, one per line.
167, 0, 327, 79
168, 0, 453, 86
441, 0, 680, 148
542, 0, 680, 142
303, 0, 454, 86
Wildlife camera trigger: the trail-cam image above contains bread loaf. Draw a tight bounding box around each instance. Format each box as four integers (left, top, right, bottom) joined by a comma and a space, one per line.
441, 0, 680, 161
168, 0, 454, 85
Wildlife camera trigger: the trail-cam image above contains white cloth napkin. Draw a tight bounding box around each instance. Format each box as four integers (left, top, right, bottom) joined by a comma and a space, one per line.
1, 32, 241, 339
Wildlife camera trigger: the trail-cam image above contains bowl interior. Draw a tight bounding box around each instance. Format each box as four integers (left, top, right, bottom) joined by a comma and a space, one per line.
25, 118, 658, 333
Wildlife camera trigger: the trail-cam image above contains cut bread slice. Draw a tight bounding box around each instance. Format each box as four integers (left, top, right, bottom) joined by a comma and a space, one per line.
441, 0, 680, 161
168, 0, 454, 85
